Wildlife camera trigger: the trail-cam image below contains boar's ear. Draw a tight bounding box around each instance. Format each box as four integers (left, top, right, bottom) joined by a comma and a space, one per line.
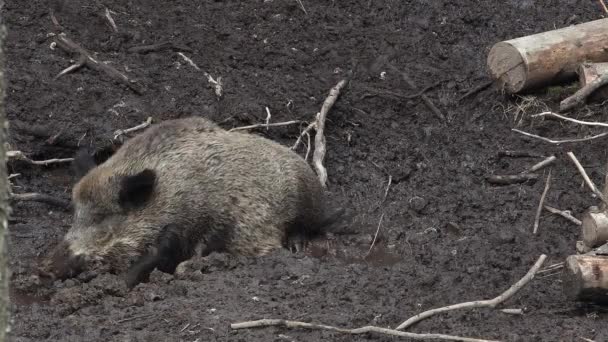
72, 149, 97, 180
118, 169, 156, 209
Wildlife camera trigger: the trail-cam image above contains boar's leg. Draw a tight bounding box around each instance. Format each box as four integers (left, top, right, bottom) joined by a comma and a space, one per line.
124, 224, 189, 288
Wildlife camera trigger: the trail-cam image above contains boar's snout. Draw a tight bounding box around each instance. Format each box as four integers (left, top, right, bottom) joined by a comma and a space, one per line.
40, 241, 86, 280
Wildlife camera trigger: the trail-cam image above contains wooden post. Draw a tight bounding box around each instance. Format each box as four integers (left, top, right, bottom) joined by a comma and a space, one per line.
487, 18, 608, 94
581, 206, 608, 248
563, 255, 608, 302
577, 62, 608, 103
0, 10, 9, 342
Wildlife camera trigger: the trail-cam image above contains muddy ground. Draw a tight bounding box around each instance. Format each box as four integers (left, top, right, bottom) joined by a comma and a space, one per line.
3, 0, 608, 341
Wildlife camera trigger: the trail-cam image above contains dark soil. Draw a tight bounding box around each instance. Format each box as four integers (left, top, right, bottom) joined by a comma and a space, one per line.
4, 0, 608, 341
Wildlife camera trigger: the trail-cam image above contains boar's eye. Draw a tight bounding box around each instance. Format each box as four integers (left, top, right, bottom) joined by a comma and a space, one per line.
118, 169, 156, 210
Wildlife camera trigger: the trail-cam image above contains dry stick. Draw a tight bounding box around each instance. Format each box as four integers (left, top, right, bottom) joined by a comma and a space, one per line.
561, 73, 608, 111
10, 192, 71, 210
128, 41, 192, 54
386, 62, 445, 121
566, 152, 608, 207
313, 79, 347, 188
54, 54, 87, 80
599, 0, 608, 13
229, 120, 301, 132
295, 0, 308, 14
104, 8, 118, 32
527, 155, 556, 173
114, 117, 153, 140
512, 128, 608, 144
7, 151, 73, 165
532, 111, 608, 128
53, 34, 143, 94
486, 173, 539, 185
292, 121, 316, 151
543, 205, 582, 225
365, 213, 385, 257
500, 308, 523, 315
533, 170, 552, 234
395, 254, 547, 330
497, 150, 545, 159
231, 319, 500, 342
177, 53, 222, 97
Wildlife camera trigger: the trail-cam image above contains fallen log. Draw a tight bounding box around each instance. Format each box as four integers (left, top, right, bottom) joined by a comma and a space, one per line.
562, 254, 608, 302
581, 206, 608, 248
487, 18, 608, 94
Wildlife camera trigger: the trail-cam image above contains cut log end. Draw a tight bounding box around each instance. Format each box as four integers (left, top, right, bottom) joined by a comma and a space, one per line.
582, 208, 608, 248
487, 42, 527, 93
562, 255, 608, 303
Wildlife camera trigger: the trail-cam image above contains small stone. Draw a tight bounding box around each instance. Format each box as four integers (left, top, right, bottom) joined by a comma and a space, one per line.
409, 196, 427, 212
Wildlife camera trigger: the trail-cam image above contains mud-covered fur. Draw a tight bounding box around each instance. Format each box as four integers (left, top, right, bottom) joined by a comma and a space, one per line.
43, 117, 342, 284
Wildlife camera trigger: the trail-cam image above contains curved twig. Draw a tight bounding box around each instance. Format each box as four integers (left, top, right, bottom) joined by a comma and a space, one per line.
395, 254, 547, 330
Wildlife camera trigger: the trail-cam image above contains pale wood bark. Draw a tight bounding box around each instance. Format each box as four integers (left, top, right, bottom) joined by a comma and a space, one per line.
487, 18, 608, 93
563, 255, 608, 302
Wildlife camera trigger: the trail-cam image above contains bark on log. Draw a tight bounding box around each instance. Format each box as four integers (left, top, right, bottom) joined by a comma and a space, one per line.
581, 207, 608, 248
563, 255, 608, 302
487, 18, 608, 94
577, 62, 608, 103
0, 12, 9, 342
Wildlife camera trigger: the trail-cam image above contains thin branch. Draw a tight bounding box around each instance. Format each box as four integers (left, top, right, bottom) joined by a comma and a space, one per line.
313, 79, 347, 188
512, 128, 608, 144
533, 170, 552, 234
526, 155, 556, 173
229, 120, 301, 132
295, 0, 308, 14
10, 192, 71, 210
113, 117, 153, 140
544, 205, 582, 226
599, 0, 608, 13
395, 254, 547, 330
177, 53, 222, 98
365, 213, 384, 257
104, 7, 118, 32
54, 54, 87, 79
231, 319, 500, 342
7, 151, 73, 166
292, 121, 316, 151
532, 111, 608, 128
566, 152, 608, 207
